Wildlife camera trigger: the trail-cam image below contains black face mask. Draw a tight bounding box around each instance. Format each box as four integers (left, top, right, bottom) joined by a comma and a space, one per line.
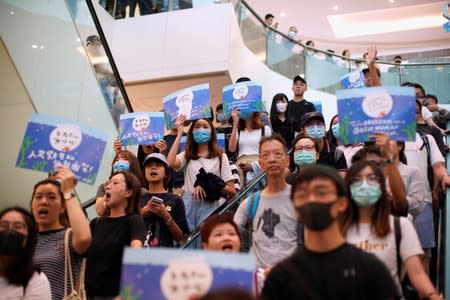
297, 200, 337, 231
0, 230, 26, 255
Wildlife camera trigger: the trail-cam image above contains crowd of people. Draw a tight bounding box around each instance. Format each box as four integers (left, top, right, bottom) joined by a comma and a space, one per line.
1, 45, 448, 299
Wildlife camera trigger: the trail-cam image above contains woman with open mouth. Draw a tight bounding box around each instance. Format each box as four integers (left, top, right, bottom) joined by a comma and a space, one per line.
31, 166, 91, 300
200, 212, 241, 253
85, 171, 146, 299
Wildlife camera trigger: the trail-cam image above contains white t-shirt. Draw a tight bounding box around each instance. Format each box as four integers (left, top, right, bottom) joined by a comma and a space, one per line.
397, 163, 426, 217
346, 216, 423, 292
176, 152, 233, 194
404, 133, 444, 204
336, 144, 363, 168
422, 106, 432, 120
0, 271, 52, 300
237, 126, 272, 158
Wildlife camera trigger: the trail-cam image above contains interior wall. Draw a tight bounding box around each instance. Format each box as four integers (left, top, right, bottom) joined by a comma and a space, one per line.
0, 38, 40, 209
125, 72, 232, 119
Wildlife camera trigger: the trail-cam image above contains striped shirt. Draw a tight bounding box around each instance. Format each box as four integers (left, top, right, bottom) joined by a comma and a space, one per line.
33, 228, 82, 300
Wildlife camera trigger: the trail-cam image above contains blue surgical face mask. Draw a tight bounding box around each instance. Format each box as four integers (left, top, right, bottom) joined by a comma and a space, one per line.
305, 125, 325, 140
193, 129, 211, 144
113, 160, 129, 173
293, 150, 316, 167
288, 31, 296, 39
331, 124, 339, 138
350, 181, 382, 207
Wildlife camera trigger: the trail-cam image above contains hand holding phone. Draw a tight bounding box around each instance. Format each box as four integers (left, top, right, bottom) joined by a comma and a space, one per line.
150, 196, 164, 204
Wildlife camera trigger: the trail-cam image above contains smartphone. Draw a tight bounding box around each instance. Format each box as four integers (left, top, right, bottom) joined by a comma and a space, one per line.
150, 196, 164, 204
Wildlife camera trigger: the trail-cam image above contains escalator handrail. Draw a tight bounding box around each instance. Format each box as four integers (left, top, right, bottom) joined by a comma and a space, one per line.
84, 0, 133, 113
181, 169, 266, 248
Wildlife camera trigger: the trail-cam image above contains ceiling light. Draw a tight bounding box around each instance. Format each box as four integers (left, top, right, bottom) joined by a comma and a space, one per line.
76, 38, 81, 42
280, 12, 286, 17
389, 0, 395, 3
31, 45, 37, 49
333, 5, 339, 11
10, 11, 14, 15
40, 45, 44, 49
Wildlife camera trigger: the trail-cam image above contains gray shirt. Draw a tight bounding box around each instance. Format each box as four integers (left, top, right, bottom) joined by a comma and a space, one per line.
234, 185, 297, 268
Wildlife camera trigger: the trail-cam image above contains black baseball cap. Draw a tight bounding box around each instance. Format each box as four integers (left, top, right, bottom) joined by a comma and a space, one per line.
301, 111, 325, 128
293, 75, 307, 85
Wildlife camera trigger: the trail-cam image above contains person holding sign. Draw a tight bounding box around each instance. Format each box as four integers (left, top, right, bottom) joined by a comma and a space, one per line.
228, 109, 272, 186
342, 160, 441, 300
167, 115, 236, 247
31, 166, 91, 300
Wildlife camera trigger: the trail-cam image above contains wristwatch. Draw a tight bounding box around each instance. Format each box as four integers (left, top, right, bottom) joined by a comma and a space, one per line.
63, 191, 76, 200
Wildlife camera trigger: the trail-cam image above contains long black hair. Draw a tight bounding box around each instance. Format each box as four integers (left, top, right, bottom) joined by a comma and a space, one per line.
0, 206, 38, 286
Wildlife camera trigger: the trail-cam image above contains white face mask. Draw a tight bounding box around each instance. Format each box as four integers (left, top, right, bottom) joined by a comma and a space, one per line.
276, 102, 288, 113
288, 31, 296, 39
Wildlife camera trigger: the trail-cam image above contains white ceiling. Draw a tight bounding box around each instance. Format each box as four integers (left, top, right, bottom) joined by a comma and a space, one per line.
245, 0, 450, 56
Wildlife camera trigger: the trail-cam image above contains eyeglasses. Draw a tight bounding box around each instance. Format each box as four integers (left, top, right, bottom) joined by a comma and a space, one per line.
294, 145, 315, 152
0, 221, 27, 231
351, 174, 380, 186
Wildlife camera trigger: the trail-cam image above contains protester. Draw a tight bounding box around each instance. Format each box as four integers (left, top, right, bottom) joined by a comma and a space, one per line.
0, 207, 52, 299
343, 160, 441, 299
234, 135, 297, 269
140, 153, 190, 247
261, 165, 400, 300
85, 171, 146, 298
286, 134, 319, 184
286, 76, 316, 134
229, 108, 272, 186
201, 212, 240, 252
167, 115, 235, 243
269, 93, 294, 149
32, 166, 91, 300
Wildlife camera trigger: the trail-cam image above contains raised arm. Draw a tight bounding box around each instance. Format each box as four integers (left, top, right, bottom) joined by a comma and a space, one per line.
55, 166, 92, 254
167, 115, 186, 170
228, 107, 240, 153
365, 46, 381, 87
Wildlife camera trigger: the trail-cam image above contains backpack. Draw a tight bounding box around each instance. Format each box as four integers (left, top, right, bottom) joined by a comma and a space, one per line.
419, 133, 434, 190
241, 191, 260, 252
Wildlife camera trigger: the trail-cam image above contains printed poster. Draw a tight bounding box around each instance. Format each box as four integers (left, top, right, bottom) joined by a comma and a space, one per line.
120, 248, 255, 300
163, 84, 211, 129
16, 113, 108, 185
336, 86, 416, 144
178, 133, 225, 153
340, 70, 365, 89
119, 112, 165, 146
222, 81, 263, 116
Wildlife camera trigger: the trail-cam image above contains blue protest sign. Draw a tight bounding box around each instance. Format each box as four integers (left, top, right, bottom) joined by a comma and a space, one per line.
178, 133, 225, 153
16, 113, 108, 185
119, 112, 165, 146
163, 84, 211, 129
340, 70, 365, 89
336, 86, 416, 144
120, 248, 255, 300
222, 81, 263, 117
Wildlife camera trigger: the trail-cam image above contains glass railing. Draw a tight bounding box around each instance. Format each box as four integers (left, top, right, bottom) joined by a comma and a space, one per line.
98, 0, 228, 19
235, 0, 450, 104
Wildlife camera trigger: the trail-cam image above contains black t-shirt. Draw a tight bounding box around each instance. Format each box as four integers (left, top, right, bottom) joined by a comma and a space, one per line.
317, 139, 348, 172
139, 192, 190, 247
271, 118, 295, 149
85, 215, 146, 297
262, 243, 400, 300
286, 99, 316, 133
164, 133, 185, 188
216, 126, 235, 161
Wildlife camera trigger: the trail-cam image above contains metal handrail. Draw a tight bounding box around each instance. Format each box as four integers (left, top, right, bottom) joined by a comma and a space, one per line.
182, 170, 266, 248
